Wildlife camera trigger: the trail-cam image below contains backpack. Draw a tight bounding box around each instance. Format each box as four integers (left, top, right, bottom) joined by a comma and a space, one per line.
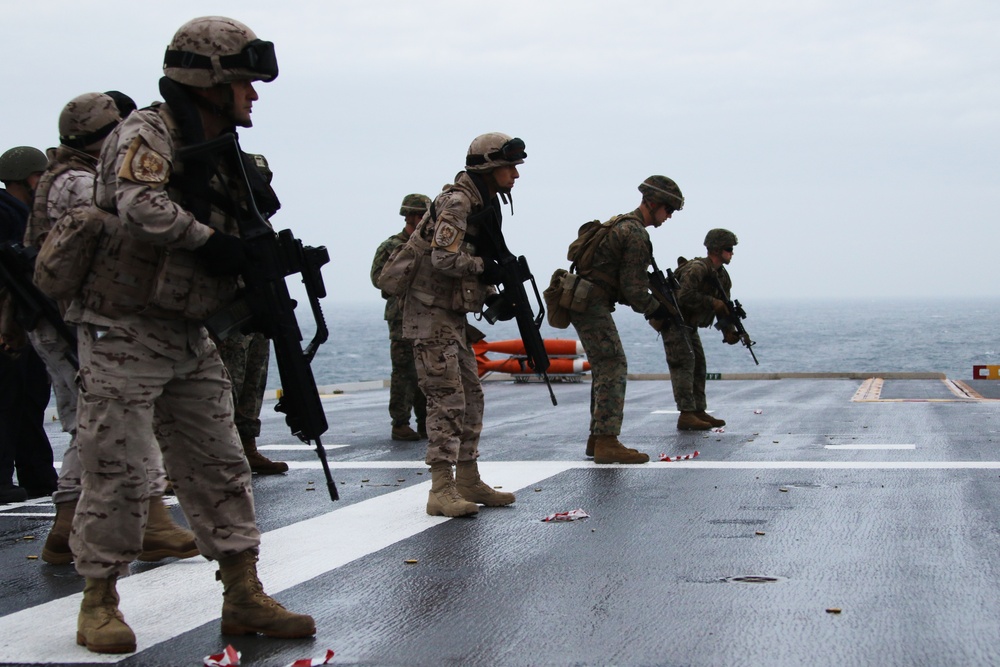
34, 205, 109, 301
375, 225, 431, 297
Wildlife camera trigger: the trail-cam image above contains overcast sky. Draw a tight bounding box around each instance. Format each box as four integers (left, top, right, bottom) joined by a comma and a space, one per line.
4, 0, 998, 304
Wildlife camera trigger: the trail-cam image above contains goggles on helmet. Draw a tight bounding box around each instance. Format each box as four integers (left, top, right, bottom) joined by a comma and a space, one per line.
163, 39, 279, 82
466, 137, 527, 168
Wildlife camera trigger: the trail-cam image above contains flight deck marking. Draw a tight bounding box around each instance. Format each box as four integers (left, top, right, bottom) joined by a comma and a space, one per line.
824, 444, 916, 450
0, 461, 573, 665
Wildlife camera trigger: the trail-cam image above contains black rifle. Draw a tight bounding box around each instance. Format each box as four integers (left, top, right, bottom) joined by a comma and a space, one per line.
648, 256, 694, 355
0, 242, 78, 368
475, 206, 557, 406
177, 134, 338, 501
710, 273, 758, 365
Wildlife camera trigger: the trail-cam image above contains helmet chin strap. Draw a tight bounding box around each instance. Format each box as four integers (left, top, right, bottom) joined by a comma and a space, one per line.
499, 189, 513, 215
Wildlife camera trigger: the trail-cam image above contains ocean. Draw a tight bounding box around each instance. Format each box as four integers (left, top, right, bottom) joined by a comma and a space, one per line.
282, 297, 1000, 388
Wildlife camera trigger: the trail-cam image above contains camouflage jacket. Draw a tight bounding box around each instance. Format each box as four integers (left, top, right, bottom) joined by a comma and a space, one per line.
583, 209, 658, 317
25, 146, 98, 249
370, 228, 410, 322
401, 171, 490, 343
675, 257, 733, 329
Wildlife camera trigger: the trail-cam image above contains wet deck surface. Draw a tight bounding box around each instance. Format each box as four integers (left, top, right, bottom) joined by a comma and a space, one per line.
2, 375, 1000, 666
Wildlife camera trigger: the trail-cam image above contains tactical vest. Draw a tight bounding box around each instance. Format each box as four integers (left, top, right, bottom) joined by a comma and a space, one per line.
406, 181, 489, 314
674, 257, 731, 328
80, 103, 239, 321
26, 148, 97, 249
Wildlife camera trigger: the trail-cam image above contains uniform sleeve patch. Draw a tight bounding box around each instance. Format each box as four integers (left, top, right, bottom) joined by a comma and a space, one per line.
432, 221, 462, 250
118, 136, 170, 184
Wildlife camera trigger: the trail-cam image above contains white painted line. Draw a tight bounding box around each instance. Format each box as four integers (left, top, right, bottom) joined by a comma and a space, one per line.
652, 410, 680, 414
824, 444, 916, 450
0, 461, 574, 664
286, 460, 1000, 471
257, 444, 350, 451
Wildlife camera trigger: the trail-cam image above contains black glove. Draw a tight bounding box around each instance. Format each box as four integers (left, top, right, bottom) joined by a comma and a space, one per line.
647, 304, 670, 322
194, 232, 249, 276
481, 259, 503, 285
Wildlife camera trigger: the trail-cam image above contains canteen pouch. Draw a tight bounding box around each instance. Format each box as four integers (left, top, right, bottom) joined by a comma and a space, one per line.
560, 272, 594, 313
543, 268, 572, 329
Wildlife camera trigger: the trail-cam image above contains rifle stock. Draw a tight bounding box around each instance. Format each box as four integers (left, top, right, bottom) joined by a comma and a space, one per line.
178, 134, 338, 501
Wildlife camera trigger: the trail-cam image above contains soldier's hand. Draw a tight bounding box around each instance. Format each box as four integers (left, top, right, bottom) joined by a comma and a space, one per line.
195, 231, 249, 276
723, 329, 740, 345
481, 259, 503, 285
712, 299, 729, 317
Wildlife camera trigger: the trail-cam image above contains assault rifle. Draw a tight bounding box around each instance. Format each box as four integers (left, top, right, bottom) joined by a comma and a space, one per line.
177, 134, 338, 501
476, 205, 557, 406
648, 256, 693, 355
710, 273, 758, 365
0, 242, 78, 368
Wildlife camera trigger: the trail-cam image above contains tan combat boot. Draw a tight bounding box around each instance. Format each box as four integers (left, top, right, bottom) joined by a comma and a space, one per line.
42, 499, 77, 565
593, 435, 650, 464
677, 411, 713, 431
77, 576, 136, 654
696, 410, 726, 427
138, 496, 200, 562
426, 463, 479, 517
585, 434, 597, 457
391, 424, 421, 441
242, 435, 289, 474
456, 461, 515, 507
217, 550, 316, 638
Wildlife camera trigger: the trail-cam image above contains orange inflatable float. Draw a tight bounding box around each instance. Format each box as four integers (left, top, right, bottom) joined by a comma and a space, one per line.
474, 339, 590, 379
472, 339, 585, 358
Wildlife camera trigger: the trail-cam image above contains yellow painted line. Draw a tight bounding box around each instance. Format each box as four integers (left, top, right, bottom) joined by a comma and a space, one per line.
852, 377, 883, 402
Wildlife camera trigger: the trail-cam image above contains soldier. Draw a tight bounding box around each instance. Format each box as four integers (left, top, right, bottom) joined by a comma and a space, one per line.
401, 133, 523, 517
0, 146, 57, 503
217, 154, 288, 475
370, 193, 429, 442
665, 229, 741, 430
66, 16, 314, 654
568, 176, 684, 463
26, 93, 198, 565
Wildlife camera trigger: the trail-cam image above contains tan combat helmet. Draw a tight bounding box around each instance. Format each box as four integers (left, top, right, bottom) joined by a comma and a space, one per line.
399, 193, 430, 217
638, 175, 684, 211
465, 133, 526, 173
59, 93, 122, 153
163, 16, 278, 88
704, 228, 738, 252
0, 146, 48, 183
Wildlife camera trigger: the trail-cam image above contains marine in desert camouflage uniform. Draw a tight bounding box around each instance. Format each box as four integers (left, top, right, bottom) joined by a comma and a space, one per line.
401, 133, 525, 517
663, 228, 741, 431
569, 175, 684, 463
370, 193, 429, 442
66, 16, 314, 655
26, 92, 197, 566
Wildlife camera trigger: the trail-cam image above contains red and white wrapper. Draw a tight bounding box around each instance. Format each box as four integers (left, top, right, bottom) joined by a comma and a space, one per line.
712, 427, 726, 433
753, 409, 763, 414
659, 450, 700, 462
542, 508, 590, 522
204, 645, 240, 667
286, 649, 336, 666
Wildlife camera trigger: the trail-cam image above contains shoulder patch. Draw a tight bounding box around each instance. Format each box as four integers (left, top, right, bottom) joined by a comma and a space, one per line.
432, 221, 462, 251
119, 136, 170, 184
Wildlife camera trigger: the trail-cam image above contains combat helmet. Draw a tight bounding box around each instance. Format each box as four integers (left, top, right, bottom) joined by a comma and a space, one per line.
163, 16, 278, 88
638, 175, 684, 211
0, 146, 48, 183
466, 133, 526, 173
704, 228, 738, 252
59, 93, 122, 153
399, 193, 430, 217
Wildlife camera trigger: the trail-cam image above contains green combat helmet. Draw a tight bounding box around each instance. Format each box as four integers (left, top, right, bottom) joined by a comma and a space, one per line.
59, 93, 122, 153
163, 16, 278, 88
399, 193, 430, 217
0, 146, 48, 183
465, 133, 526, 172
638, 175, 684, 211
704, 228, 738, 251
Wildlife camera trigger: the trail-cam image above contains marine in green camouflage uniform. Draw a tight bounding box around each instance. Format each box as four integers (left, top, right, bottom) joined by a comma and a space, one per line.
569, 176, 684, 464
370, 194, 429, 442
664, 228, 740, 431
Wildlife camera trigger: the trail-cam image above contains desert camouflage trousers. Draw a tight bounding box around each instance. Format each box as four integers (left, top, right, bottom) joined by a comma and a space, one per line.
571, 301, 626, 436
387, 319, 426, 428
28, 321, 168, 505
662, 324, 706, 412
412, 337, 482, 465
218, 331, 270, 440
70, 319, 259, 579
